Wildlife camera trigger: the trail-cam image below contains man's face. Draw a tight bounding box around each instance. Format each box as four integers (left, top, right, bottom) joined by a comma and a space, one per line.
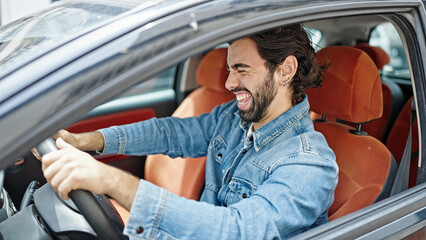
226, 38, 278, 123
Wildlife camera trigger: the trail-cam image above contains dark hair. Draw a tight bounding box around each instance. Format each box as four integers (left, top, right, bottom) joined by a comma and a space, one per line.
249, 24, 326, 105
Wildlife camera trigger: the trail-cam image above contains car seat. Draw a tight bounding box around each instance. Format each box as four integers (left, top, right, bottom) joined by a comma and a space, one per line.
311, 44, 405, 143
352, 43, 405, 142
386, 96, 419, 188
307, 46, 397, 221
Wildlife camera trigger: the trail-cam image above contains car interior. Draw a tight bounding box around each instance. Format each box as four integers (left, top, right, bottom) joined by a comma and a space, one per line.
2, 12, 420, 236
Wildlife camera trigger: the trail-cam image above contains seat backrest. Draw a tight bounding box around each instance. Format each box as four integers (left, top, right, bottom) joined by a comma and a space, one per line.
386, 97, 419, 188
144, 48, 234, 200
307, 46, 397, 221
352, 43, 405, 142
311, 44, 405, 142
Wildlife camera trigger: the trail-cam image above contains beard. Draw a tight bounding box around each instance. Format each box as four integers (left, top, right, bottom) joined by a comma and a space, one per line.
237, 73, 277, 123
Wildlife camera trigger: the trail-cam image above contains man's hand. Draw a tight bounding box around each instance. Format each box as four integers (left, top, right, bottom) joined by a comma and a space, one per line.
33, 130, 105, 160
41, 138, 139, 210
53, 130, 81, 149
54, 129, 105, 152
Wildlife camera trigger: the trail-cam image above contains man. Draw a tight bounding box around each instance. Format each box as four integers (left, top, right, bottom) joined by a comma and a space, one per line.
41, 24, 338, 239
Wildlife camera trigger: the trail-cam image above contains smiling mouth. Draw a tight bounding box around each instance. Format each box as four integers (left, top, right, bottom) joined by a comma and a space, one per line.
235, 92, 252, 110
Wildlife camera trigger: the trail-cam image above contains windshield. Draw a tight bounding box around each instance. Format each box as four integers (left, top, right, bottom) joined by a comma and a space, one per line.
0, 0, 141, 78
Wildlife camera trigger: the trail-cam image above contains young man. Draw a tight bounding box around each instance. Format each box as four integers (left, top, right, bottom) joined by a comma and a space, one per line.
41, 24, 338, 239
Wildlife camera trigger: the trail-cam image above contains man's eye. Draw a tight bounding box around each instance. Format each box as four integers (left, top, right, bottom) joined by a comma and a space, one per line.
238, 70, 246, 73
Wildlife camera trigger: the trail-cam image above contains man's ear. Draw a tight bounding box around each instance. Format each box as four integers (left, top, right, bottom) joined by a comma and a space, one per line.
277, 55, 298, 84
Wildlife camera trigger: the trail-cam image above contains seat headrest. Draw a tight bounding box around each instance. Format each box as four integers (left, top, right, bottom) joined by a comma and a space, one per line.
354, 43, 390, 70
307, 46, 383, 124
196, 48, 229, 93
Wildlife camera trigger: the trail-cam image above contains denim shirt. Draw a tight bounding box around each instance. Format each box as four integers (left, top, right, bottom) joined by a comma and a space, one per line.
99, 97, 338, 240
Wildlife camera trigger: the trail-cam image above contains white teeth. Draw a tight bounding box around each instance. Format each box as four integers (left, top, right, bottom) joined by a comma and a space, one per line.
236, 94, 250, 101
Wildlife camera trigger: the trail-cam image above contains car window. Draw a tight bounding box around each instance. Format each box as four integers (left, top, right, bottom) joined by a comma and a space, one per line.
369, 22, 410, 80
83, 64, 177, 119
116, 66, 176, 98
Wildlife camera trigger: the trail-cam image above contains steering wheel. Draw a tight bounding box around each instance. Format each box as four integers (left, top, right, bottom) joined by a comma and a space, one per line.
36, 138, 124, 240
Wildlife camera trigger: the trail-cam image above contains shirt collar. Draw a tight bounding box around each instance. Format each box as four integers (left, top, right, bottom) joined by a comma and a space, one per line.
236, 96, 310, 151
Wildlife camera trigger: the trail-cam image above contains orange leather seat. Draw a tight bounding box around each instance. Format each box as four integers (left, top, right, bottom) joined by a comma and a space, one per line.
307, 46, 397, 221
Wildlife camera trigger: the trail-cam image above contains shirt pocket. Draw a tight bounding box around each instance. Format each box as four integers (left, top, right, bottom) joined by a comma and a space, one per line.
227, 178, 257, 205
212, 135, 226, 164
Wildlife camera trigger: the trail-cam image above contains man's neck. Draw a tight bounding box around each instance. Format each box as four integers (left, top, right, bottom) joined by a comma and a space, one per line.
253, 101, 293, 131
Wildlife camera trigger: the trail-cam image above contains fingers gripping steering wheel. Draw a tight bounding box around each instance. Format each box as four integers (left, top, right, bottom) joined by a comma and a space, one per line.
36, 138, 124, 240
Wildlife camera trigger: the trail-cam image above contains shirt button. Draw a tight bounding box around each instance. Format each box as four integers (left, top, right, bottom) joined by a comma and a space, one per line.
136, 226, 144, 234
222, 169, 225, 173
242, 193, 248, 198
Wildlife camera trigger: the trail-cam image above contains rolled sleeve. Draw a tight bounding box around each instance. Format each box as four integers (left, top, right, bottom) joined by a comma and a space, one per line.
97, 126, 127, 154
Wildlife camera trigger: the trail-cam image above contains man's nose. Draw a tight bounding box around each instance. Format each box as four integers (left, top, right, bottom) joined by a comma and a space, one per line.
225, 72, 239, 91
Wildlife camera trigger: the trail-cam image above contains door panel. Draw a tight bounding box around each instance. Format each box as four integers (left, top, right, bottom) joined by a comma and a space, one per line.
67, 108, 157, 163
68, 108, 157, 133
